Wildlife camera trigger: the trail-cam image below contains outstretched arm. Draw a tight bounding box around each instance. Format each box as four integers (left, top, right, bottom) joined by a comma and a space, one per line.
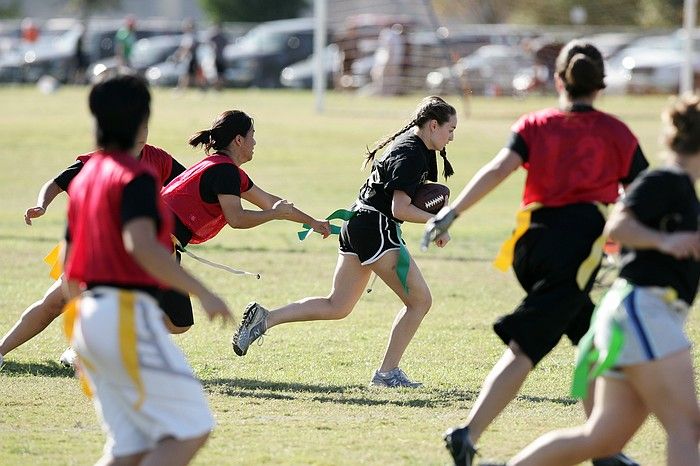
422, 149, 522, 250
239, 185, 331, 236
450, 148, 522, 215
25, 180, 64, 225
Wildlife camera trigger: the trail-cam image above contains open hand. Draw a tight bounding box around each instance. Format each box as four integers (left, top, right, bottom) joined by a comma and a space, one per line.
24, 206, 46, 225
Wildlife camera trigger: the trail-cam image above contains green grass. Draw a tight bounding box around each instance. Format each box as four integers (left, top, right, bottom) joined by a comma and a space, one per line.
0, 86, 688, 465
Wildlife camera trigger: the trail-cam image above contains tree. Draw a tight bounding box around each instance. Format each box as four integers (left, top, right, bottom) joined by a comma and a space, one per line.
199, 0, 309, 22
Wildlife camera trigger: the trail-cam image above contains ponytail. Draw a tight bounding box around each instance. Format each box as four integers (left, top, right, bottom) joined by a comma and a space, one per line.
440, 148, 454, 178
188, 129, 212, 152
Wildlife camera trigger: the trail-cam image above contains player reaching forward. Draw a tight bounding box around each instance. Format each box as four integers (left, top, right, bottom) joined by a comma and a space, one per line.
424, 41, 648, 466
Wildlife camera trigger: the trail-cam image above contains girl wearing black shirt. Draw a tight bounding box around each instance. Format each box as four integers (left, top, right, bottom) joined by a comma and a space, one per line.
232, 96, 456, 388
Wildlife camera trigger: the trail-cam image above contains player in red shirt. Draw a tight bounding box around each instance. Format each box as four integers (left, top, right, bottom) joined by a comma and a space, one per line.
0, 135, 186, 366
161, 109, 331, 252
423, 41, 648, 466
63, 74, 230, 465
493, 96, 700, 466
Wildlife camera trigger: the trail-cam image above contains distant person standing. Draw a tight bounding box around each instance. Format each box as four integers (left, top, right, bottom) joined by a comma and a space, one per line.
176, 19, 202, 90
115, 15, 137, 67
370, 23, 406, 96
209, 22, 228, 90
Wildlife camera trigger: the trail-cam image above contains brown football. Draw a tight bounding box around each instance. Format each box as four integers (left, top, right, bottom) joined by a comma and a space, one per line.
411, 183, 450, 214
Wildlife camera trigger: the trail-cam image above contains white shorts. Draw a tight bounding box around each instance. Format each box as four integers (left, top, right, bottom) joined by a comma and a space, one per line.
69, 287, 214, 457
593, 279, 690, 374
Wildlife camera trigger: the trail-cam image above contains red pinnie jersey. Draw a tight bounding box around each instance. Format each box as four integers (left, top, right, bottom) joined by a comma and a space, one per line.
76, 144, 174, 187
513, 108, 638, 207
65, 151, 174, 287
161, 154, 251, 244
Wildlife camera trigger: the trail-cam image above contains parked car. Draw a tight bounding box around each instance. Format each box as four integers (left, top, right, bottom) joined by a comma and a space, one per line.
222, 18, 316, 88
88, 34, 183, 82
425, 44, 534, 95
605, 30, 700, 94
280, 43, 339, 89
145, 41, 216, 87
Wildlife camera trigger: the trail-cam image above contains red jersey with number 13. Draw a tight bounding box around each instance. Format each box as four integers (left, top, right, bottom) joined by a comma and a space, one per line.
514, 108, 638, 207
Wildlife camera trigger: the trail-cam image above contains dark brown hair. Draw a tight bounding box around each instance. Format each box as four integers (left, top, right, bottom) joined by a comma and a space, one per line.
663, 94, 700, 156
555, 40, 605, 99
363, 96, 456, 178
89, 74, 150, 151
189, 110, 253, 154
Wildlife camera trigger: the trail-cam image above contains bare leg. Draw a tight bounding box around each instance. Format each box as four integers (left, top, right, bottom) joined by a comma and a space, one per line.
465, 342, 533, 443
510, 376, 647, 466
140, 434, 209, 466
266, 254, 371, 328
626, 349, 700, 466
369, 252, 432, 372
0, 278, 66, 357
161, 318, 191, 335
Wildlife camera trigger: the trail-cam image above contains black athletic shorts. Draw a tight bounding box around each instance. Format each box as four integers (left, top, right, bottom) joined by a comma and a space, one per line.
157, 250, 194, 328
338, 206, 404, 264
493, 203, 605, 366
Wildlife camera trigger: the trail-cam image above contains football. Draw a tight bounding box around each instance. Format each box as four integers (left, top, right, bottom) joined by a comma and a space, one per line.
411, 183, 450, 214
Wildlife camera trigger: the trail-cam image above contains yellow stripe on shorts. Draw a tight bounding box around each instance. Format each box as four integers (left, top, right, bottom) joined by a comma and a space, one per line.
43, 243, 62, 280
493, 203, 542, 272
119, 290, 145, 410
62, 297, 94, 398
575, 203, 609, 290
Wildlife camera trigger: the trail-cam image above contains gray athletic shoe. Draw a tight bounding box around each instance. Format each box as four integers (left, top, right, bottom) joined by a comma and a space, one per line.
232, 302, 269, 356
369, 367, 423, 388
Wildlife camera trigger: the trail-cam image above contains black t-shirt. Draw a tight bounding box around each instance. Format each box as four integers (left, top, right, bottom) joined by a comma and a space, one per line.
199, 163, 254, 203
54, 158, 186, 191
357, 133, 437, 221
618, 168, 700, 305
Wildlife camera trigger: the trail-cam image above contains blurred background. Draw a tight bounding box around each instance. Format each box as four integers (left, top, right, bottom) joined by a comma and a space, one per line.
0, 0, 696, 100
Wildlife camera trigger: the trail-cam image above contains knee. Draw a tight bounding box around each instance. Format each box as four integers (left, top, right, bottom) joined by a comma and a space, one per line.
326, 297, 354, 320
581, 427, 628, 458
407, 288, 432, 316
29, 291, 66, 319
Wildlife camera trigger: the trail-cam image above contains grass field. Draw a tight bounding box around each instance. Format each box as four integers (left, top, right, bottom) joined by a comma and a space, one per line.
0, 86, 691, 465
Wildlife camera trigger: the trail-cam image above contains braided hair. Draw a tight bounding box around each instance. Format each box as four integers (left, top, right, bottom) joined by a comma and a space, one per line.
363, 96, 456, 179
188, 110, 253, 154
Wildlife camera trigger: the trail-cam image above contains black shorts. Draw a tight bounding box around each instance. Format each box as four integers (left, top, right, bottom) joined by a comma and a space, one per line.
493, 203, 605, 366
338, 207, 404, 264
157, 250, 193, 328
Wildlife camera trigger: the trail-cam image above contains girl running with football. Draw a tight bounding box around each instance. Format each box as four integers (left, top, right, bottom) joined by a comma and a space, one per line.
423, 41, 648, 466
232, 96, 456, 388
498, 94, 700, 466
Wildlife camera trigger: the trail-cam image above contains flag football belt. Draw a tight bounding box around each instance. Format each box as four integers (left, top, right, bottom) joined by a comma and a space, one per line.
297, 206, 411, 293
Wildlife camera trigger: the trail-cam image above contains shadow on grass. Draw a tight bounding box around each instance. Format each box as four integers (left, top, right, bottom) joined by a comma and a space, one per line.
0, 360, 73, 378
204, 377, 481, 408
